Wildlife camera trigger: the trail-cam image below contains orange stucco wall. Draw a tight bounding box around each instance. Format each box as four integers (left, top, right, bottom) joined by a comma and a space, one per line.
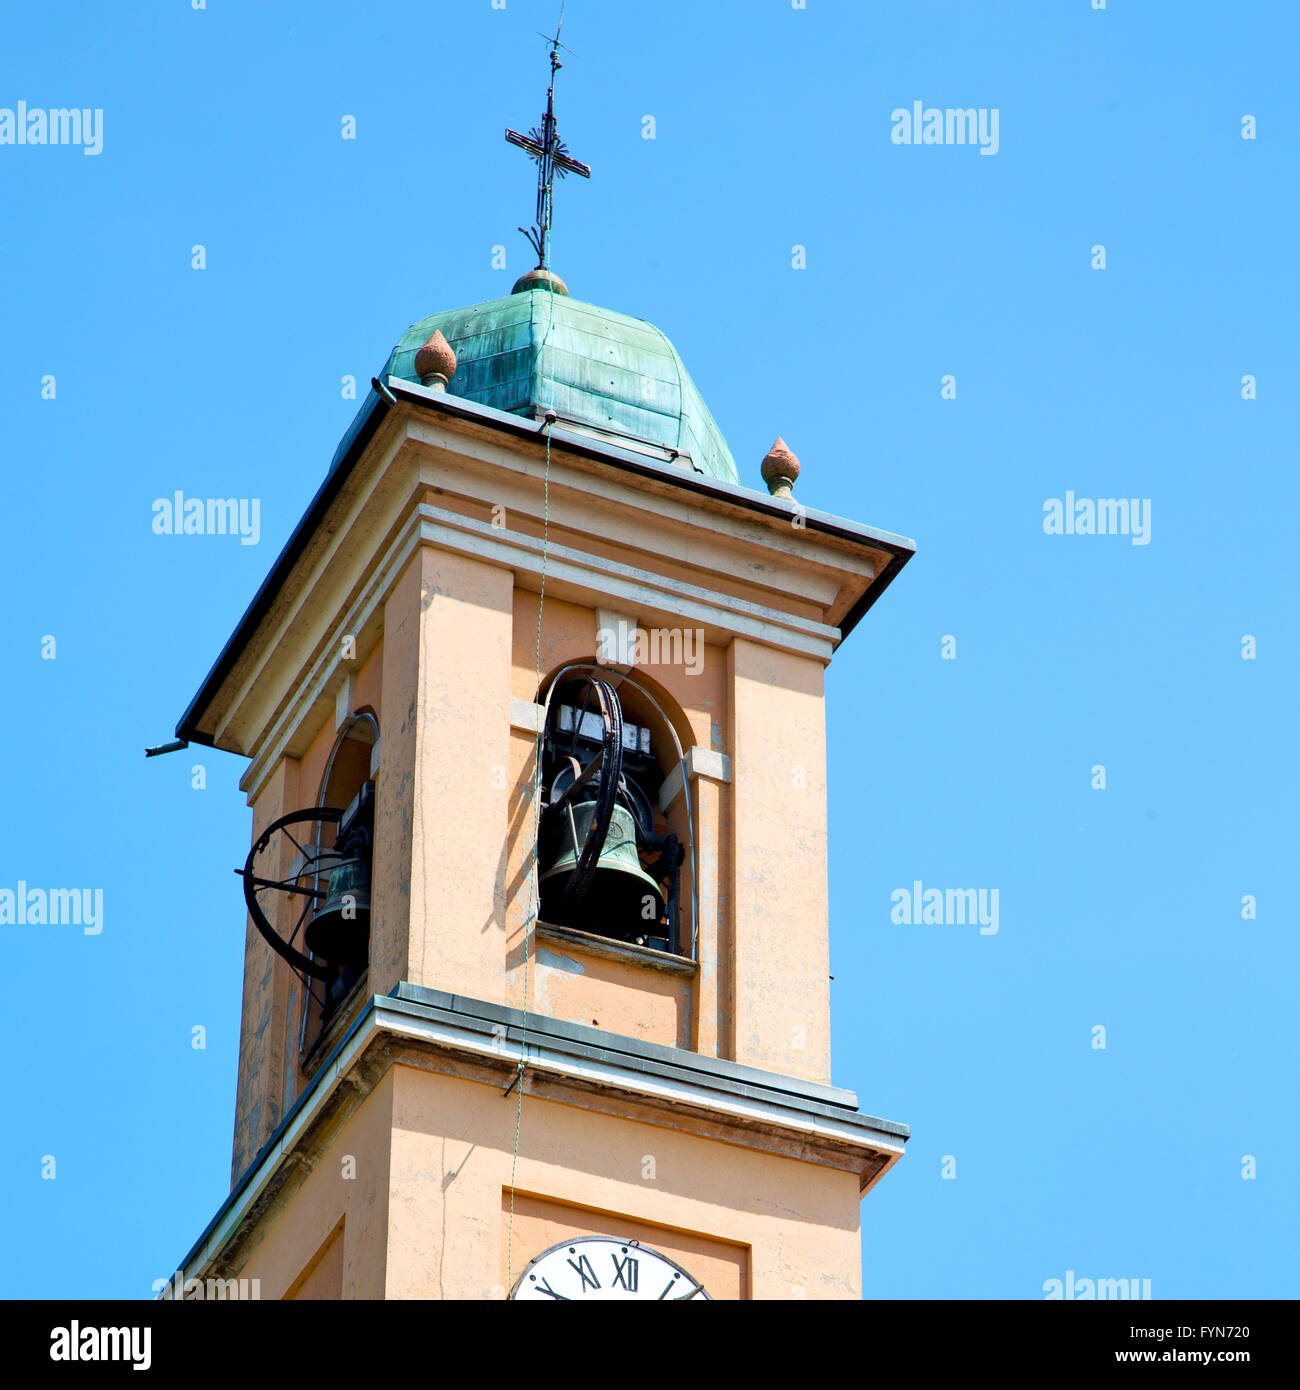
234, 556, 838, 1171
207, 409, 892, 1301
225, 1061, 861, 1300
729, 638, 832, 1082
382, 1064, 861, 1300
370, 545, 514, 1002
227, 1070, 396, 1300
283, 1220, 345, 1300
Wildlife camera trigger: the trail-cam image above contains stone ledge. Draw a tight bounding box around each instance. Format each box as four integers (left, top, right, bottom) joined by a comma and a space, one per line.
168, 986, 909, 1291
534, 920, 698, 977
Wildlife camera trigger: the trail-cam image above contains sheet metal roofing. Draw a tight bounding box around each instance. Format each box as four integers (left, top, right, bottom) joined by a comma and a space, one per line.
377, 286, 740, 484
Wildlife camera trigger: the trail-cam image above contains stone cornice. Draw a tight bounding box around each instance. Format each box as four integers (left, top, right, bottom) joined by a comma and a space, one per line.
234, 481, 848, 801
177, 391, 913, 757
168, 986, 908, 1288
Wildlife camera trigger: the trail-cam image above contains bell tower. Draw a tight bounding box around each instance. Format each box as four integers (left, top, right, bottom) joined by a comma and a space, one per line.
163, 49, 913, 1303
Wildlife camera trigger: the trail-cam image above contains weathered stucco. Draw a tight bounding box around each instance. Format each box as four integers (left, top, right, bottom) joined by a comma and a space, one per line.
193, 396, 907, 1297
219, 1059, 864, 1300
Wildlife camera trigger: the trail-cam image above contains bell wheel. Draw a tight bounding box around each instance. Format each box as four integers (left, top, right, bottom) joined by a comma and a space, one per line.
237, 806, 345, 981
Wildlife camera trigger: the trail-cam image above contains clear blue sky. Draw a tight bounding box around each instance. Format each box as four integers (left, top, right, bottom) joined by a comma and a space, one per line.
2, 0, 1295, 1300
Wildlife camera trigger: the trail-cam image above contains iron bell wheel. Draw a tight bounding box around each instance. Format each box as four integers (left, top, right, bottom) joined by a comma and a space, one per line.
236, 806, 347, 981
539, 800, 665, 931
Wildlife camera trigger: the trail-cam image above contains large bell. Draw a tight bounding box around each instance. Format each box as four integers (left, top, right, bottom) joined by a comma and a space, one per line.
304, 856, 371, 968
540, 801, 665, 933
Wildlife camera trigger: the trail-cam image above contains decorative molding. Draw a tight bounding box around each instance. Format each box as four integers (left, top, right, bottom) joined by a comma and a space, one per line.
409, 500, 840, 660
334, 674, 356, 730
659, 746, 733, 812
510, 698, 546, 735
239, 487, 834, 804
235, 491, 423, 801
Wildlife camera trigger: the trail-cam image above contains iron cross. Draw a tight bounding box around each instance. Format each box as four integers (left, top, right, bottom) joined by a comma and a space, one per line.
505, 8, 591, 270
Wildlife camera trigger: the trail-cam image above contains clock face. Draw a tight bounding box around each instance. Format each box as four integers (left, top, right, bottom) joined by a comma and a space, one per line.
510, 1236, 711, 1301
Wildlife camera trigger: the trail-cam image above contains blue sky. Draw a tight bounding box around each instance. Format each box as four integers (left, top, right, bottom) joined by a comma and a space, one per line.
1, 0, 1295, 1299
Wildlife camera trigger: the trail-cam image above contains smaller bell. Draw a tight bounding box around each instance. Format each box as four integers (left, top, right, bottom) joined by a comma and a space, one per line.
304, 856, 371, 968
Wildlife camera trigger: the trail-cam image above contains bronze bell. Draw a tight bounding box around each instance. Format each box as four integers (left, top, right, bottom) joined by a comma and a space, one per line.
540, 800, 665, 932
304, 855, 371, 968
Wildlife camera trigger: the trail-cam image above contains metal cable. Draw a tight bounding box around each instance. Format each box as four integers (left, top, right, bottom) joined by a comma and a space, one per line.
506, 284, 558, 1296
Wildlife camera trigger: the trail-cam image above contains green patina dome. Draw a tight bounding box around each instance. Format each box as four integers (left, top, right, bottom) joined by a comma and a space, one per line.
380, 285, 739, 484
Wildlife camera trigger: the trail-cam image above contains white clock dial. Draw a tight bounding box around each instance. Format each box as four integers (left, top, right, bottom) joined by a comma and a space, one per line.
510, 1236, 711, 1301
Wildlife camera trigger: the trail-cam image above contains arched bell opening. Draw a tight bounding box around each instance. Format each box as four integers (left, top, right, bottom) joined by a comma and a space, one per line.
533, 664, 697, 957
299, 712, 379, 1055
237, 710, 380, 1067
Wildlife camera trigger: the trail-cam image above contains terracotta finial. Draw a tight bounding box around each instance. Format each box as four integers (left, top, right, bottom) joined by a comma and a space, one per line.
761, 436, 801, 498
414, 329, 457, 390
